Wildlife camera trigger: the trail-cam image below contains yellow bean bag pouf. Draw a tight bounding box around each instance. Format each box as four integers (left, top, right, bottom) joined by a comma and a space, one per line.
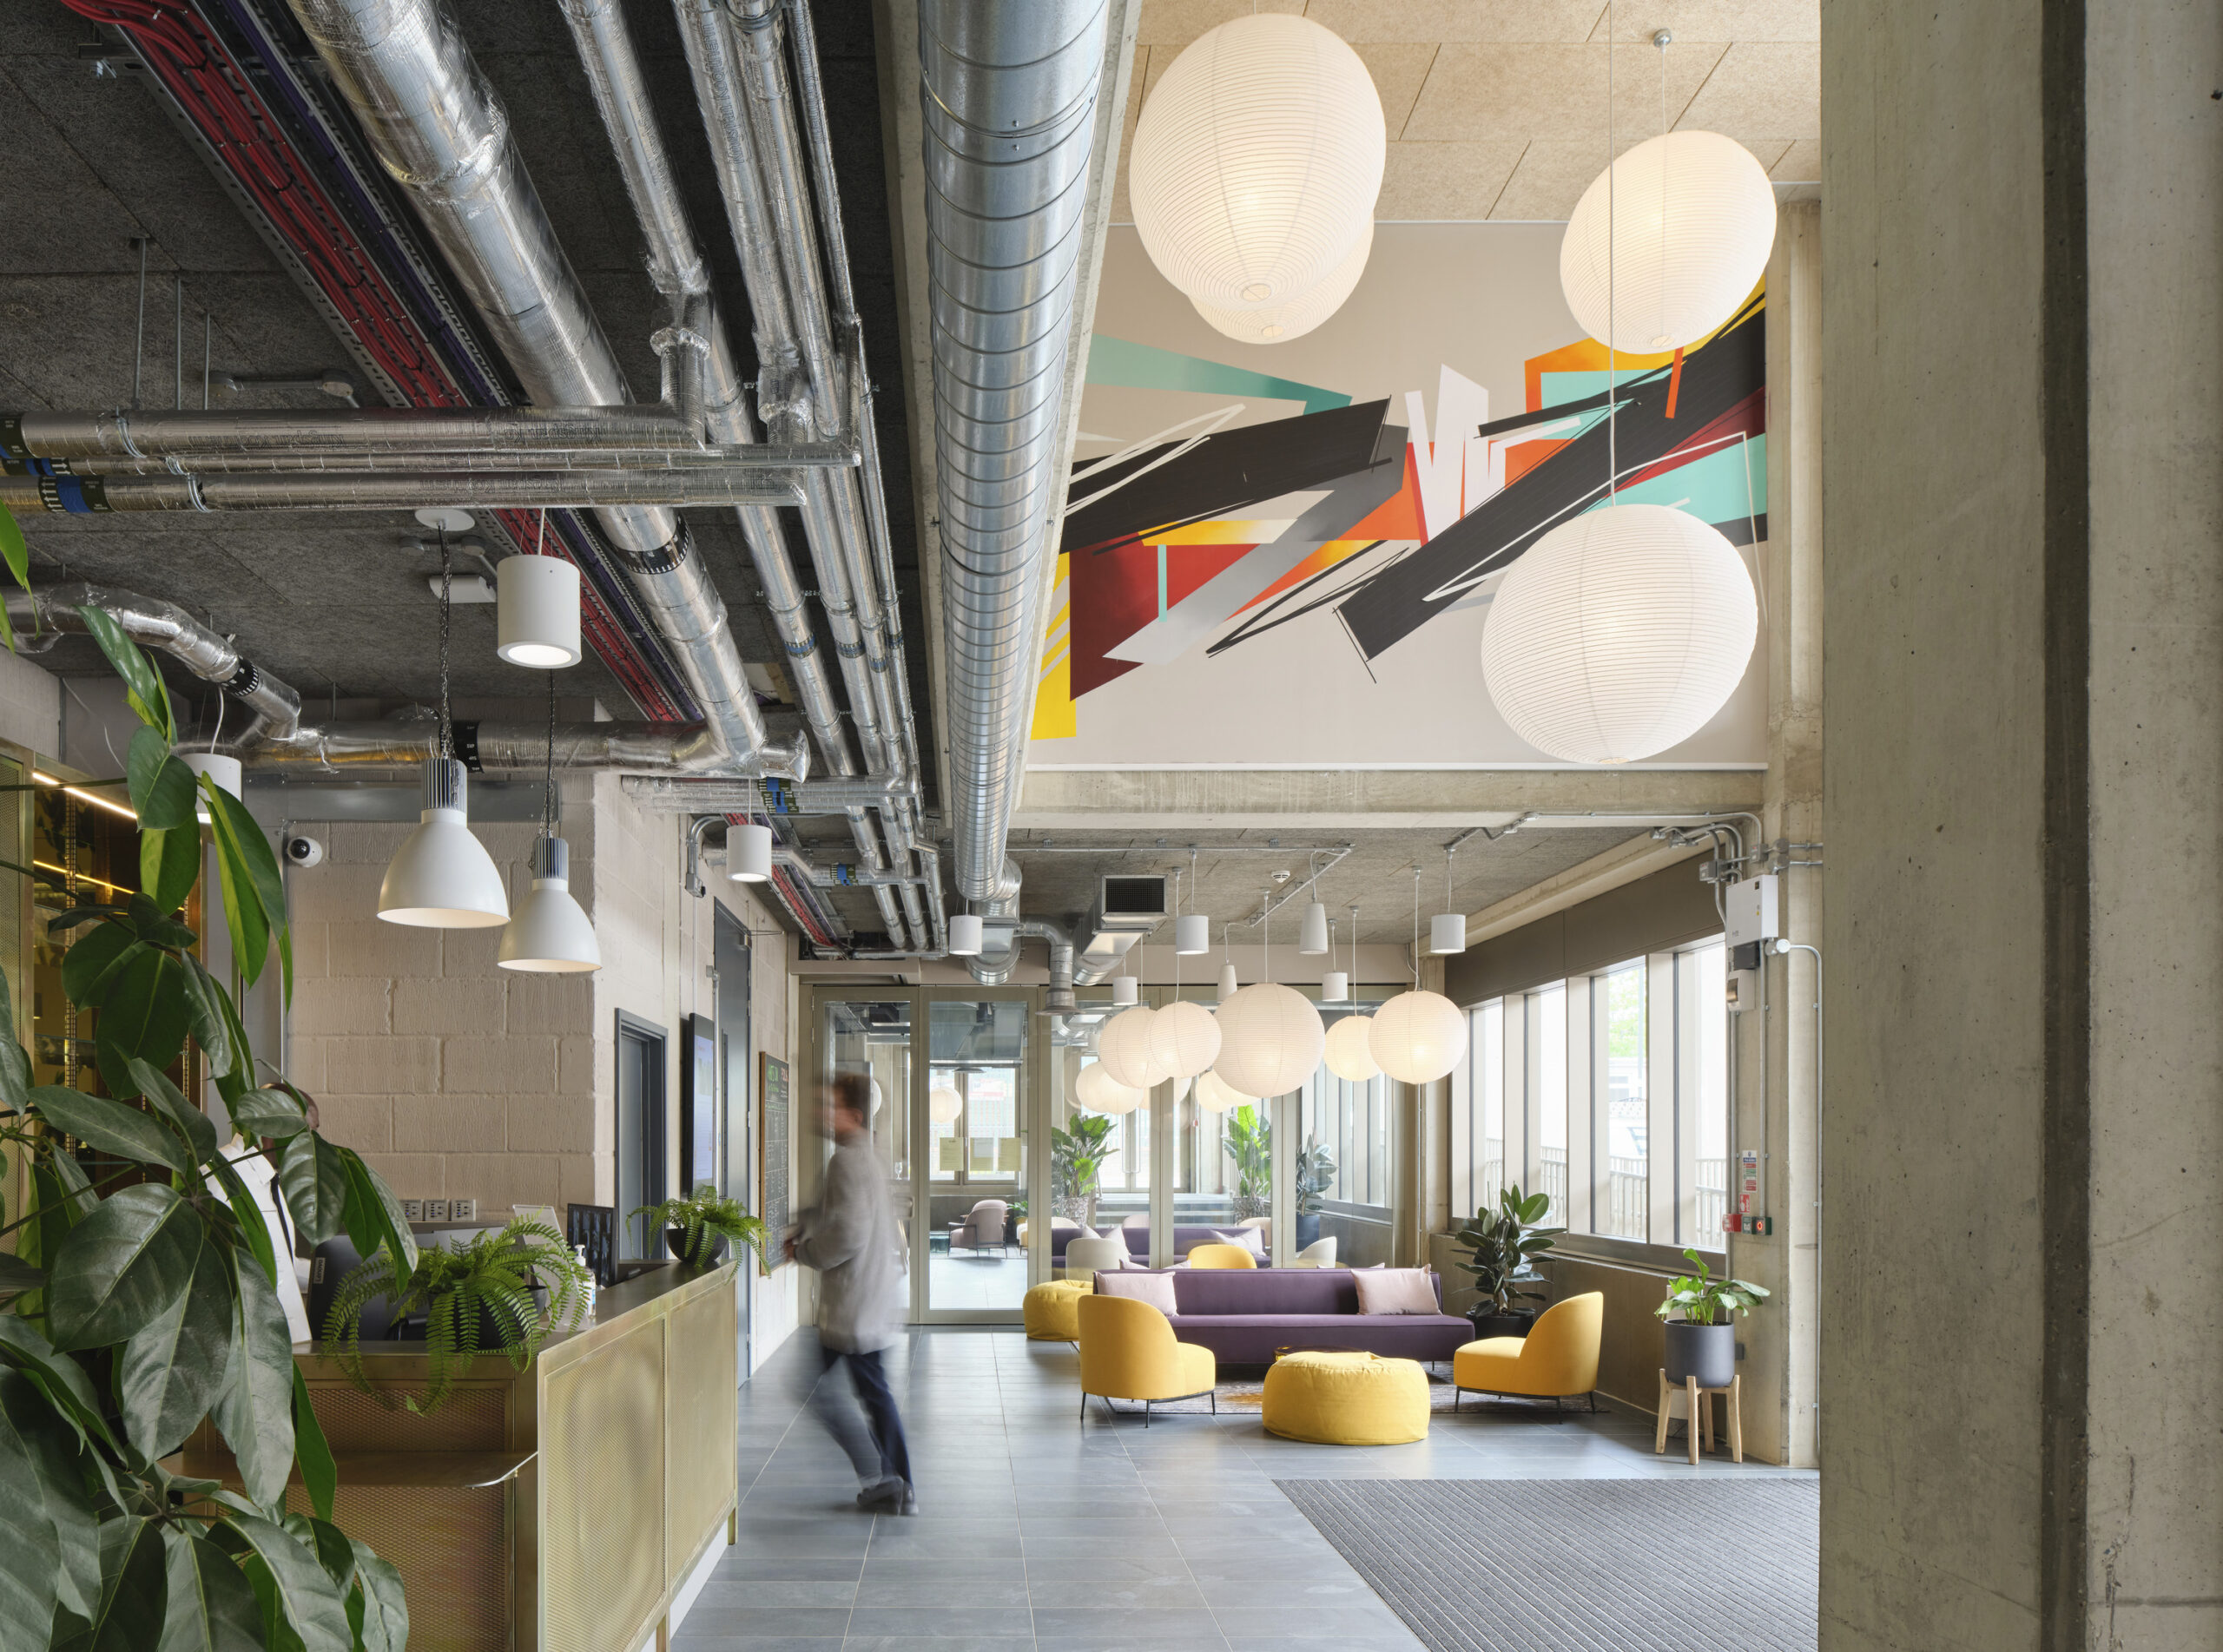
1024, 1279, 1092, 1341
1261, 1350, 1431, 1445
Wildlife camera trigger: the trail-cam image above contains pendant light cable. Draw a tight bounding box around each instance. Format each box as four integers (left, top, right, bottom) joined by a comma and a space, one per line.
1349, 903, 1361, 987
1171, 865, 1183, 994
437, 528, 454, 762
1410, 867, 1422, 989
544, 668, 557, 843
1606, 0, 1618, 501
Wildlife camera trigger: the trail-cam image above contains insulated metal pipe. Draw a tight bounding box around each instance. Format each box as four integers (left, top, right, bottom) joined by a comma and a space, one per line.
919, 0, 1110, 900
279, 0, 797, 780
234, 718, 808, 778
3, 444, 852, 476
0, 471, 803, 511
618, 773, 916, 812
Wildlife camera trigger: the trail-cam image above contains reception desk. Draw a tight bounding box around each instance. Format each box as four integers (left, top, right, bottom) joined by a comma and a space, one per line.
187, 1260, 739, 1652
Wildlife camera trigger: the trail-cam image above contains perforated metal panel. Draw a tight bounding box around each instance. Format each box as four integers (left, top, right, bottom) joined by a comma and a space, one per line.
307, 1382, 507, 1451
541, 1321, 665, 1652
663, 1284, 737, 1580
286, 1484, 506, 1652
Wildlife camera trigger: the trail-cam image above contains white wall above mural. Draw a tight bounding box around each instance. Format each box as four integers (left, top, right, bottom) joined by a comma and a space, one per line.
1028, 224, 1770, 771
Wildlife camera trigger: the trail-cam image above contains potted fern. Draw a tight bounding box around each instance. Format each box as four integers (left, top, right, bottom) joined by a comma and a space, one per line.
1655, 1247, 1769, 1389
1450, 1183, 1565, 1339
323, 1219, 590, 1413
632, 1188, 766, 1270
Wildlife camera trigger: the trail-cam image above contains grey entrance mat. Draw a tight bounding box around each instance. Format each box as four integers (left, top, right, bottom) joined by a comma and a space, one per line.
1276, 1478, 1817, 1652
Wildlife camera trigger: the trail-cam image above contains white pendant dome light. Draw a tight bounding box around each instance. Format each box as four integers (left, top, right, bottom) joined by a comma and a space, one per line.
1323, 905, 1357, 1002
1194, 1069, 1248, 1113
1481, 503, 1757, 763
1323, 1014, 1382, 1083
728, 821, 773, 883
949, 913, 984, 956
1560, 129, 1776, 355
380, 760, 510, 927
1298, 899, 1329, 956
928, 1085, 963, 1125
1077, 1063, 1143, 1116
1096, 1004, 1164, 1090
1191, 218, 1375, 346
1148, 998, 1222, 1080
1216, 981, 1326, 1098
1175, 914, 1211, 955
498, 835, 600, 971
1369, 990, 1468, 1085
181, 752, 241, 826
496, 543, 583, 668
1130, 14, 1385, 315
1111, 975, 1139, 1008
1429, 840, 1468, 955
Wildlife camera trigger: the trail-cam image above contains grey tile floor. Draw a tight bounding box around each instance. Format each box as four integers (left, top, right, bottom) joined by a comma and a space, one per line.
679, 1328, 1811, 1651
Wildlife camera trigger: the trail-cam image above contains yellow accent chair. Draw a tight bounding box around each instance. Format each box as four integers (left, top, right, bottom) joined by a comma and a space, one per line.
1075, 1294, 1217, 1424
1450, 1292, 1605, 1411
1023, 1279, 1092, 1342
1261, 1351, 1430, 1445
1185, 1243, 1257, 1270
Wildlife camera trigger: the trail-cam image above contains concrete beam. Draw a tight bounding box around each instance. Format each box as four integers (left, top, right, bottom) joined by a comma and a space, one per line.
1460, 834, 1710, 946
1014, 767, 1765, 831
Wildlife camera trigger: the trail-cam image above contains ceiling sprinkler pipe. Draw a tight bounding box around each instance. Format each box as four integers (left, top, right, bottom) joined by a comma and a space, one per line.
0, 471, 803, 512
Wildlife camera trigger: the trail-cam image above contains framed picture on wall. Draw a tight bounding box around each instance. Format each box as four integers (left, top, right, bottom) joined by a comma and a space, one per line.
681, 1011, 717, 1195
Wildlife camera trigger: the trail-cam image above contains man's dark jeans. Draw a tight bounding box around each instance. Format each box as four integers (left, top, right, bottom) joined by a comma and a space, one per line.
815, 1345, 911, 1490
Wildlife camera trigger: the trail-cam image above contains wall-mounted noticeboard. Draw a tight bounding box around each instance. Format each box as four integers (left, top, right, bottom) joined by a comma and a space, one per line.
759, 1052, 789, 1275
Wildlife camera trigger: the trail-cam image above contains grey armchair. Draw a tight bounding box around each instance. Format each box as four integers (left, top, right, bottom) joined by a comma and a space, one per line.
950, 1199, 1012, 1254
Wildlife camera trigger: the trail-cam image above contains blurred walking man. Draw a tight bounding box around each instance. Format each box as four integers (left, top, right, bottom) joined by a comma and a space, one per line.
787, 1070, 914, 1514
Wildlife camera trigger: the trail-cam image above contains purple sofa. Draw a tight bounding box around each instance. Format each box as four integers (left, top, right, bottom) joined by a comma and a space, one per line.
1144, 1267, 1471, 1366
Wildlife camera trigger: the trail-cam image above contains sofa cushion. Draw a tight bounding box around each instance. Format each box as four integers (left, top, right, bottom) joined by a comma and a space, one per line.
1093, 1269, 1177, 1315
1166, 1312, 1472, 1366
1354, 1267, 1441, 1315
1171, 1267, 1363, 1316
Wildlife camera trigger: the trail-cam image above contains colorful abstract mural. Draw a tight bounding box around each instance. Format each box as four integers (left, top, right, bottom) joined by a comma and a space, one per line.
1028, 224, 1770, 769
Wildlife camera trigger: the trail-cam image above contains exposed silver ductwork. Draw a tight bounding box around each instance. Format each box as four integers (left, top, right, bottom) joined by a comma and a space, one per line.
968, 915, 1079, 1014
919, 0, 1110, 905
279, 0, 800, 786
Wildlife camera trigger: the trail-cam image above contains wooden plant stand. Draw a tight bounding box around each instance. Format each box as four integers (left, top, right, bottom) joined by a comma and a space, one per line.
1653, 1369, 1743, 1464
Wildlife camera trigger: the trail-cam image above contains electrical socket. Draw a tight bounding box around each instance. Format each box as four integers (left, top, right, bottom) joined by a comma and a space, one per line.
401, 1200, 423, 1221
451, 1197, 476, 1221
422, 1199, 449, 1221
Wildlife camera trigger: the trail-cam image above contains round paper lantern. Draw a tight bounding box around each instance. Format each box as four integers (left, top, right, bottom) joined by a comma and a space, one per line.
1077, 1063, 1144, 1115
1191, 218, 1374, 345
1130, 14, 1384, 313
1096, 1005, 1164, 1089
1194, 1069, 1249, 1113
1480, 503, 1758, 764
1560, 130, 1778, 354
1213, 982, 1325, 1098
1323, 1014, 1382, 1083
1148, 998, 1223, 1080
1369, 991, 1468, 1085
928, 1085, 962, 1124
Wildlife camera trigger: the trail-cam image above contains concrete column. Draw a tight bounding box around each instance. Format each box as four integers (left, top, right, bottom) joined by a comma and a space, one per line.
1822, 2, 2221, 1647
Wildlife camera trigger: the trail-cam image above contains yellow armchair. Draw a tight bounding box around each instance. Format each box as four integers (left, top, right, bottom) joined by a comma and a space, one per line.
1076, 1294, 1217, 1424
1451, 1292, 1604, 1411
1185, 1243, 1257, 1270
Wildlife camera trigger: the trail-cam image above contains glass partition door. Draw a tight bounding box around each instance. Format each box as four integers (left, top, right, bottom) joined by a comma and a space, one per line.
923, 995, 1030, 1315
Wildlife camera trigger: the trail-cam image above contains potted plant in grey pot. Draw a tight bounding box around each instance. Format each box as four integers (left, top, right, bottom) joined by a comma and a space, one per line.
1655, 1247, 1770, 1388
634, 1188, 768, 1271
1450, 1183, 1564, 1339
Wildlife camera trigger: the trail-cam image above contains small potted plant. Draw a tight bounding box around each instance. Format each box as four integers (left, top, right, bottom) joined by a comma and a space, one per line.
1654, 1247, 1770, 1389
1450, 1184, 1565, 1339
634, 1187, 768, 1271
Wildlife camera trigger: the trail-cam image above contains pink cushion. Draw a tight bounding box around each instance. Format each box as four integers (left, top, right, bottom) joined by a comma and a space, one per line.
1352, 1267, 1441, 1315
1092, 1269, 1178, 1316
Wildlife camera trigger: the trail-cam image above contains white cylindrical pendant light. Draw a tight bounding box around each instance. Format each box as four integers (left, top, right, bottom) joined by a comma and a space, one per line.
1212, 982, 1325, 1099
1096, 1005, 1164, 1090
496, 554, 583, 668
727, 822, 773, 883
1175, 914, 1211, 955
499, 836, 600, 972
1481, 503, 1758, 764
1217, 962, 1239, 1003
1148, 998, 1223, 1080
1321, 970, 1350, 1003
1130, 14, 1385, 313
928, 1085, 963, 1125
1560, 130, 1778, 354
1191, 217, 1375, 345
1297, 900, 1329, 956
379, 759, 510, 928
1194, 1069, 1248, 1113
1430, 913, 1468, 955
1368, 990, 1468, 1085
1323, 1013, 1381, 1083
1112, 975, 1139, 1007
181, 752, 241, 826
949, 914, 984, 956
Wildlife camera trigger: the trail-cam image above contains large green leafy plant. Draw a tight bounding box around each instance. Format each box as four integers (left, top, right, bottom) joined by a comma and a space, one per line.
1223, 1105, 1270, 1218
325, 1220, 587, 1413
1653, 1247, 1770, 1325
1449, 1183, 1566, 1324
0, 583, 418, 1650
1050, 1115, 1114, 1219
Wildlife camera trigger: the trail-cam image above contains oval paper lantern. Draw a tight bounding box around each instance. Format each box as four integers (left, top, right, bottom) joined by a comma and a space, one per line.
1213, 982, 1326, 1098
1191, 218, 1375, 345
1480, 503, 1758, 764
1130, 14, 1384, 313
1369, 991, 1468, 1085
1078, 1063, 1144, 1115
1096, 1005, 1164, 1089
1149, 998, 1224, 1080
1194, 1069, 1249, 1113
1323, 1014, 1382, 1083
928, 1085, 962, 1124
1560, 130, 1777, 354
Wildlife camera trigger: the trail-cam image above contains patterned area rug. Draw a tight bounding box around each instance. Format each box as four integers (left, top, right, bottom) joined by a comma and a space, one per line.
1276, 1478, 1818, 1652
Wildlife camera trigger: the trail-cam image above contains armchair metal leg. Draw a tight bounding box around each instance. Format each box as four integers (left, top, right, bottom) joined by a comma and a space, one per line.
1453, 1389, 1461, 1413
1587, 1391, 1599, 1413
1144, 1399, 1151, 1428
